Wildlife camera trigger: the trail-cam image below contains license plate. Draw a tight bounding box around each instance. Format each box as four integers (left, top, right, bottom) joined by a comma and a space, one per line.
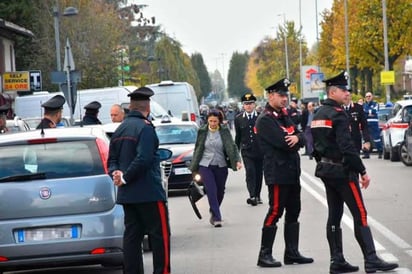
16, 225, 79, 243
174, 167, 191, 175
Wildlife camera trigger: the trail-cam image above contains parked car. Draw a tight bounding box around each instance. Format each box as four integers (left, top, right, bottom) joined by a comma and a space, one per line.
377, 107, 393, 132
5, 117, 31, 133
381, 100, 412, 161
400, 115, 412, 166
22, 117, 71, 130
0, 127, 172, 273
154, 117, 199, 190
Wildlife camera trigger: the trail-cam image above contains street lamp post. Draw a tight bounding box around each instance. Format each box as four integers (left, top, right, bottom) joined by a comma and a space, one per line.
299, 0, 303, 99
382, 0, 391, 103
278, 13, 290, 80
344, 0, 351, 87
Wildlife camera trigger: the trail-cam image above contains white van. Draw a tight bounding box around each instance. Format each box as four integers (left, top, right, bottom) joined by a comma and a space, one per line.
14, 86, 173, 125
146, 81, 200, 125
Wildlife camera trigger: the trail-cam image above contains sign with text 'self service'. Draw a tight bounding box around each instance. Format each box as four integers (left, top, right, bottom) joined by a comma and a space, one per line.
2, 71, 30, 92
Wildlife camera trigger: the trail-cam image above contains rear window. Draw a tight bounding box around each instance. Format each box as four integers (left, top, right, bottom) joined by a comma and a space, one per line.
156, 124, 197, 144
0, 140, 105, 179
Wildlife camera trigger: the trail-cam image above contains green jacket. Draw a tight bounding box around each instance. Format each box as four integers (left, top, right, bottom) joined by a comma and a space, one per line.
190, 124, 240, 173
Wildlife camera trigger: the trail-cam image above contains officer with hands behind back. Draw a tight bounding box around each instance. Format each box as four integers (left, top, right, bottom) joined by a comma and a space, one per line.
108, 87, 170, 274
255, 78, 313, 268
311, 71, 398, 274
234, 93, 263, 206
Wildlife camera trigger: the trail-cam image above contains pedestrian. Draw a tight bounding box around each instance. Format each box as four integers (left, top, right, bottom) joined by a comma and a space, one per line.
343, 97, 371, 154
82, 101, 102, 125
107, 87, 171, 274
311, 71, 398, 274
287, 97, 301, 127
363, 92, 382, 158
225, 106, 236, 130
234, 92, 263, 206
190, 109, 242, 227
0, 113, 8, 134
301, 102, 315, 159
36, 94, 66, 129
255, 78, 313, 267
110, 103, 125, 123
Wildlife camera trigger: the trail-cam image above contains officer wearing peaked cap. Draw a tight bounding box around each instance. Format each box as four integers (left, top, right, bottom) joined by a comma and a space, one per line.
255, 78, 313, 267
82, 101, 102, 125
235, 92, 263, 206
107, 84, 170, 273
36, 95, 66, 129
311, 71, 398, 273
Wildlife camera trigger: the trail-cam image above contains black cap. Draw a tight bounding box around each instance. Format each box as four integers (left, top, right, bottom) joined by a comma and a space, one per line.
291, 97, 298, 103
42, 95, 66, 110
265, 78, 291, 95
128, 86, 154, 101
323, 71, 350, 91
241, 93, 256, 103
84, 101, 102, 111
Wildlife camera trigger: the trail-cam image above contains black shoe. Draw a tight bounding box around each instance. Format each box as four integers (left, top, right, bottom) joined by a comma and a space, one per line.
330, 260, 359, 274
247, 197, 258, 206
257, 251, 282, 267
365, 257, 398, 273
257, 197, 263, 204
362, 155, 370, 159
378, 153, 382, 159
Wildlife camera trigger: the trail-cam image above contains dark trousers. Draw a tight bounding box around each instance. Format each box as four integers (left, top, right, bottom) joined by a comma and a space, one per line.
199, 165, 228, 221
366, 123, 382, 154
263, 184, 301, 227
242, 153, 263, 199
321, 175, 368, 228
304, 127, 313, 155
122, 202, 170, 274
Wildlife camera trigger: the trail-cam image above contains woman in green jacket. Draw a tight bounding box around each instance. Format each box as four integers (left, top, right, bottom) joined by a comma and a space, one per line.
190, 109, 242, 227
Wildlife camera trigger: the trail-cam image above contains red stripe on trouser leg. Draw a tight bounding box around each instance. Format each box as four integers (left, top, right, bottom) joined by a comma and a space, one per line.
265, 184, 279, 227
157, 201, 170, 274
349, 181, 368, 226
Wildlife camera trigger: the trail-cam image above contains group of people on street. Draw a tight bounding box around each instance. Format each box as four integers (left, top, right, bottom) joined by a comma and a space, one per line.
34, 73, 399, 273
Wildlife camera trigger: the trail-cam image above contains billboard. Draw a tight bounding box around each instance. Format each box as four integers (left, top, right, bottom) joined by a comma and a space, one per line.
301, 66, 325, 99
2, 71, 30, 92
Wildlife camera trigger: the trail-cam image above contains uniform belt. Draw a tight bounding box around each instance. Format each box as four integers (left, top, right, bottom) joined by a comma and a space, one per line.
320, 157, 342, 165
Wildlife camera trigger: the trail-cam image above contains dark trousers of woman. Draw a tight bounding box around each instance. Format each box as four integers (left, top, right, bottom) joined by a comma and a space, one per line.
199, 165, 228, 222
122, 201, 170, 274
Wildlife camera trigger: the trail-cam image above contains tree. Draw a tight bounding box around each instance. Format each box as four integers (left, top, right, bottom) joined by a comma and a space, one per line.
191, 53, 212, 101
227, 51, 250, 99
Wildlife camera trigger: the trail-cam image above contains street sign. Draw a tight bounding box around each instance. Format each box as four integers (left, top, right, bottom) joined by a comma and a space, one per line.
2, 71, 30, 92
29, 70, 42, 91
63, 38, 75, 71
380, 71, 395, 85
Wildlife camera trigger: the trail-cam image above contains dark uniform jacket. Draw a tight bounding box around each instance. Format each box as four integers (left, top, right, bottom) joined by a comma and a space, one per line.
82, 114, 102, 125
108, 110, 167, 203
234, 111, 262, 158
36, 118, 55, 129
190, 124, 240, 173
311, 99, 366, 175
344, 102, 370, 152
287, 107, 301, 126
255, 103, 305, 185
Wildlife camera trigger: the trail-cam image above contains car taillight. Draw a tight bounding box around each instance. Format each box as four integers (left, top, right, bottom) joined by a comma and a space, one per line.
90, 247, 106, 254
0, 256, 8, 261
190, 113, 196, 122
96, 138, 109, 174
28, 138, 58, 144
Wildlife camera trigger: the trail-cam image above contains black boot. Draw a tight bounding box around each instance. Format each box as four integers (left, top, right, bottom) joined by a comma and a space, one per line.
327, 225, 359, 274
284, 222, 314, 265
257, 226, 282, 267
355, 226, 398, 273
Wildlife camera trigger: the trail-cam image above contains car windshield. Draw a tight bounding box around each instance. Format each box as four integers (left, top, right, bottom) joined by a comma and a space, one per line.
156, 124, 197, 144
0, 140, 105, 180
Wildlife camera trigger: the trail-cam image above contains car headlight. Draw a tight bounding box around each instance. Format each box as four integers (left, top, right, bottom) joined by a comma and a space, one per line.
193, 173, 201, 182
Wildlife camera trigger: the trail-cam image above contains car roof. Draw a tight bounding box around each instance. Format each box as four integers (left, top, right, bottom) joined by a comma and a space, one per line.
394, 100, 412, 107
0, 127, 108, 145
152, 120, 198, 127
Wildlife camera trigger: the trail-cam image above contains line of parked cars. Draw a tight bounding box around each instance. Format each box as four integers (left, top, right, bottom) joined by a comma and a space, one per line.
380, 99, 412, 166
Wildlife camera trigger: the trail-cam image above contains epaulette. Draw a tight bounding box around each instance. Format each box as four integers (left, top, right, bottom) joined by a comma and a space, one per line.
334, 107, 343, 112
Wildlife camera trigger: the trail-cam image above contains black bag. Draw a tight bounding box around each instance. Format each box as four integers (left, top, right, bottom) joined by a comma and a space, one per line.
315, 161, 347, 180
187, 181, 205, 219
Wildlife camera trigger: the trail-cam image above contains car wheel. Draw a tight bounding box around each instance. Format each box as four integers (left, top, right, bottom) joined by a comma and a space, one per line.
382, 135, 390, 159
399, 142, 412, 166
389, 137, 400, 162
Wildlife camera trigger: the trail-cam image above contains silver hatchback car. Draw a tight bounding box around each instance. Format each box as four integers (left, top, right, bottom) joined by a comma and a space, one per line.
0, 127, 171, 273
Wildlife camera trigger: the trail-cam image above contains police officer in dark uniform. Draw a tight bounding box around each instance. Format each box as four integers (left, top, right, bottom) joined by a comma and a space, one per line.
108, 87, 170, 274
311, 71, 398, 274
82, 101, 102, 125
343, 98, 371, 154
287, 97, 301, 127
36, 95, 66, 129
235, 93, 263, 206
255, 78, 313, 268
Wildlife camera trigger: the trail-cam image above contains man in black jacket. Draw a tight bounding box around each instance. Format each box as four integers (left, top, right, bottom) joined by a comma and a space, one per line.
311, 71, 398, 274
255, 78, 313, 268
235, 93, 263, 206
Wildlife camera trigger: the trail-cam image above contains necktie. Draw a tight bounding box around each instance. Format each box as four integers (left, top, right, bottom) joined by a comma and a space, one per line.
248, 114, 252, 120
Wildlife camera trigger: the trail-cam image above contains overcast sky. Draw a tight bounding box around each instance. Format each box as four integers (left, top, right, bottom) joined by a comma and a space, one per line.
142, 0, 334, 76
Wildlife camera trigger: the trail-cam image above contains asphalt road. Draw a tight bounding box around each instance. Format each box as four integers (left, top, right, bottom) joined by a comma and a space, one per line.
6, 153, 412, 274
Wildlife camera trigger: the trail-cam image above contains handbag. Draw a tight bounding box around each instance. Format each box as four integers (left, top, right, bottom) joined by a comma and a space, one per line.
187, 181, 205, 219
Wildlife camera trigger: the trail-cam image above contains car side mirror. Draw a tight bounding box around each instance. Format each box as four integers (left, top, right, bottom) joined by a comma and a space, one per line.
158, 148, 172, 161
405, 115, 411, 124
